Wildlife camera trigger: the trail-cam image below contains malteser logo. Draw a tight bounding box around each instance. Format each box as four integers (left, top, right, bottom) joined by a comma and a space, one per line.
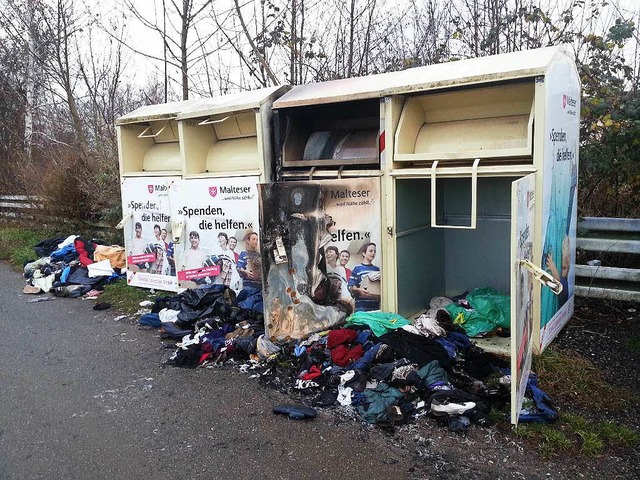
147, 184, 168, 193
563, 94, 577, 109
209, 186, 218, 197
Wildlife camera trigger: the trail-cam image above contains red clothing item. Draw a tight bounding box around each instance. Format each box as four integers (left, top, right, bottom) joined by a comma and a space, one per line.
331, 344, 365, 367
327, 328, 358, 349
301, 365, 323, 380
74, 238, 94, 267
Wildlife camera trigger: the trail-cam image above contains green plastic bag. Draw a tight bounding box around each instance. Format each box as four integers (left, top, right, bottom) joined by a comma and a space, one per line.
444, 287, 510, 337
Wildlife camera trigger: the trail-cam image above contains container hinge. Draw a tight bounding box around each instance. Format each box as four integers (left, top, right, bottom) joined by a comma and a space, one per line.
138, 122, 168, 138
519, 259, 563, 295
198, 115, 230, 126
387, 226, 393, 236
115, 211, 133, 229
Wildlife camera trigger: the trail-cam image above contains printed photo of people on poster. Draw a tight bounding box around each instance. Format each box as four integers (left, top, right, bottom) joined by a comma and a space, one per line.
170, 177, 260, 296
539, 76, 580, 349
259, 178, 381, 340
122, 177, 179, 291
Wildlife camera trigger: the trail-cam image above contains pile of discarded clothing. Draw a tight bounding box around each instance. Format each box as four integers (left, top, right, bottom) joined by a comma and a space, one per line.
139, 285, 268, 366
22, 235, 125, 298
251, 310, 512, 432
142, 292, 556, 432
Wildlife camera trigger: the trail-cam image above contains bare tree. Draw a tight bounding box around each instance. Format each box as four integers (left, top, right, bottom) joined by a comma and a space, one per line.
117, 0, 214, 100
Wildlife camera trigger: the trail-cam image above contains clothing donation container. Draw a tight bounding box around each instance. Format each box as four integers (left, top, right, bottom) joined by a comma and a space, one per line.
381, 46, 579, 424
117, 100, 204, 292
260, 81, 391, 341
168, 86, 289, 294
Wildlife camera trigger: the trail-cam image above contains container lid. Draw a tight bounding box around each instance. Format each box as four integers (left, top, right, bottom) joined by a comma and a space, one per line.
273, 46, 571, 109
177, 85, 290, 120
116, 99, 204, 125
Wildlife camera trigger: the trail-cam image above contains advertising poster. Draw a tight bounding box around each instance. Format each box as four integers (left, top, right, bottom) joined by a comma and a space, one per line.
511, 174, 536, 425
122, 177, 180, 291
540, 57, 580, 350
170, 177, 260, 294
259, 178, 381, 340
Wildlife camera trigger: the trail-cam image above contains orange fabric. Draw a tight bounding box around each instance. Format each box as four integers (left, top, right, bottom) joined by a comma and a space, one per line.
94, 245, 126, 269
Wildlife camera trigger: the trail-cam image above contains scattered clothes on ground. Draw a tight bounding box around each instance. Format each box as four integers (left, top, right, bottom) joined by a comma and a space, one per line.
23, 234, 558, 434
22, 234, 124, 304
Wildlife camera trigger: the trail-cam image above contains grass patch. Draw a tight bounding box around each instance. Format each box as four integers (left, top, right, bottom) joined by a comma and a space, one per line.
596, 421, 639, 447
533, 347, 633, 411
516, 423, 571, 458
578, 430, 605, 456
98, 280, 164, 314
488, 408, 505, 424
518, 412, 640, 458
563, 412, 640, 456
0, 225, 56, 267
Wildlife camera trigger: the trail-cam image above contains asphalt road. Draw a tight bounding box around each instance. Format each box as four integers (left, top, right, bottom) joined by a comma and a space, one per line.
0, 262, 412, 480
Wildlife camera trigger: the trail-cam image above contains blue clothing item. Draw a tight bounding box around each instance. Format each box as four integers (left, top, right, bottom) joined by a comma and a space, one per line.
139, 313, 162, 328
446, 332, 472, 351
436, 331, 473, 359
160, 322, 193, 338
351, 343, 382, 371
237, 250, 262, 290
236, 286, 263, 313
294, 345, 307, 357
348, 263, 381, 311
501, 368, 558, 423
521, 374, 558, 423
60, 266, 72, 284
50, 244, 78, 263
355, 330, 373, 345
436, 337, 457, 360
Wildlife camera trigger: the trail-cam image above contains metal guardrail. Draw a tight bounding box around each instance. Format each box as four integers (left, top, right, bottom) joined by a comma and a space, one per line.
0, 195, 43, 219
0, 195, 111, 231
575, 217, 640, 302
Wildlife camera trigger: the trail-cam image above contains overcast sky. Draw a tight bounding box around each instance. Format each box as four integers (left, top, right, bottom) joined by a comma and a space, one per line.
95, 0, 640, 97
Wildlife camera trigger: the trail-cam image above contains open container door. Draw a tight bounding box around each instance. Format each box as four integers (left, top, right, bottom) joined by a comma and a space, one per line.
510, 173, 536, 425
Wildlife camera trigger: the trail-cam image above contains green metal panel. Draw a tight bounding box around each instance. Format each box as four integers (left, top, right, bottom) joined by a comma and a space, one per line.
396, 179, 444, 317
442, 178, 514, 294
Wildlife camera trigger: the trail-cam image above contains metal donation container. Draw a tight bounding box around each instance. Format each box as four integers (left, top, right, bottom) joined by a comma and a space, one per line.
116, 99, 203, 291
259, 46, 579, 424
382, 46, 579, 424
169, 86, 289, 293
260, 81, 390, 341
